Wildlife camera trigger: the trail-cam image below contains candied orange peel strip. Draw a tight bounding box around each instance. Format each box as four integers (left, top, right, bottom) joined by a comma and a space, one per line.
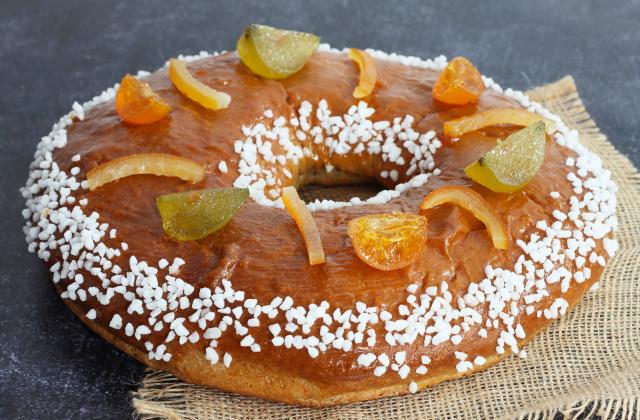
86, 153, 205, 191
115, 74, 171, 125
169, 59, 231, 110
432, 56, 485, 105
282, 186, 325, 265
348, 213, 427, 271
419, 185, 508, 250
348, 48, 377, 99
444, 108, 556, 137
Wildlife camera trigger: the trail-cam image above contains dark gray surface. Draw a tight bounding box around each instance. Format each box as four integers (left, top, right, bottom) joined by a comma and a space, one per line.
1, 0, 638, 418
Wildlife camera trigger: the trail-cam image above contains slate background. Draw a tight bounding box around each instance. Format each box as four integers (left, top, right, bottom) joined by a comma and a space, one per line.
1, 0, 638, 418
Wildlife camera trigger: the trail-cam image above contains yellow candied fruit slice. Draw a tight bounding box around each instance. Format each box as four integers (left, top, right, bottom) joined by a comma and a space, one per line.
237, 24, 320, 79
169, 59, 231, 110
348, 213, 427, 271
444, 108, 556, 138
86, 153, 205, 191
115, 74, 171, 125
420, 185, 509, 250
282, 186, 325, 265
156, 188, 249, 241
465, 121, 546, 193
348, 48, 377, 98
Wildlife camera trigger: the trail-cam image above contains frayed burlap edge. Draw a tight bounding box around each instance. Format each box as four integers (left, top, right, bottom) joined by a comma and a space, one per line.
132, 77, 640, 420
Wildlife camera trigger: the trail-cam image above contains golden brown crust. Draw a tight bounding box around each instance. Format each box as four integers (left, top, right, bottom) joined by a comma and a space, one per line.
32, 50, 615, 406
65, 262, 601, 407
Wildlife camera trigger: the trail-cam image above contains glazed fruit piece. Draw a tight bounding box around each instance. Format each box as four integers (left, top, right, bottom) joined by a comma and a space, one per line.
444, 108, 556, 138
86, 153, 205, 191
348, 48, 377, 98
420, 185, 509, 250
465, 121, 546, 193
282, 186, 325, 265
156, 188, 249, 241
432, 56, 485, 105
348, 213, 428, 271
115, 74, 171, 125
237, 24, 320, 79
169, 59, 231, 110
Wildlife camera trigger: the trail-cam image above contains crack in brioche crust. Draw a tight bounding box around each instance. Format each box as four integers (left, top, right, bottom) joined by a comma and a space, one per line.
22, 45, 618, 405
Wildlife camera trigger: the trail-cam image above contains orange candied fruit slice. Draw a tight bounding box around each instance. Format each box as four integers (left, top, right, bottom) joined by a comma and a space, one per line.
444, 108, 556, 138
348, 48, 377, 99
87, 153, 205, 191
432, 56, 485, 105
115, 74, 171, 125
169, 59, 231, 110
420, 185, 508, 249
348, 213, 427, 271
282, 186, 325, 265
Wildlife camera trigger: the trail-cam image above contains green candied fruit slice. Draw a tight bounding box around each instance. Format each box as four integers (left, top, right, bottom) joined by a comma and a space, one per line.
156, 188, 249, 241
237, 24, 320, 79
465, 121, 546, 193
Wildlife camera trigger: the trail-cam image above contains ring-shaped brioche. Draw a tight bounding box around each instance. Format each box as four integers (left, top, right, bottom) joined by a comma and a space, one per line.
22, 45, 618, 406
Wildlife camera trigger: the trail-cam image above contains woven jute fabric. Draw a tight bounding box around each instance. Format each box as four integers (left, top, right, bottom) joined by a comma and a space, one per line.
132, 77, 640, 420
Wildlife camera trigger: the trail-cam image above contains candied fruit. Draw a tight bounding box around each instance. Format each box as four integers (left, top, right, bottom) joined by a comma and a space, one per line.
282, 186, 325, 265
86, 153, 205, 191
348, 48, 377, 98
156, 188, 249, 241
444, 108, 556, 138
420, 185, 508, 250
432, 56, 485, 105
465, 121, 546, 193
115, 74, 171, 125
169, 59, 231, 110
237, 24, 320, 79
348, 213, 427, 271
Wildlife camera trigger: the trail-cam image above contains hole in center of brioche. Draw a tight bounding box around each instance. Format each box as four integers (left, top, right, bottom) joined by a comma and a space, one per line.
296, 166, 385, 203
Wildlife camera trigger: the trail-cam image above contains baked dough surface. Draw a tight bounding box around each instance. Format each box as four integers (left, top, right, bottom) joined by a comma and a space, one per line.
22, 48, 618, 405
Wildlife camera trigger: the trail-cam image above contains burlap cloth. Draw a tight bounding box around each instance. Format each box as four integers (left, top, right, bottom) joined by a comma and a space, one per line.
131, 77, 640, 419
